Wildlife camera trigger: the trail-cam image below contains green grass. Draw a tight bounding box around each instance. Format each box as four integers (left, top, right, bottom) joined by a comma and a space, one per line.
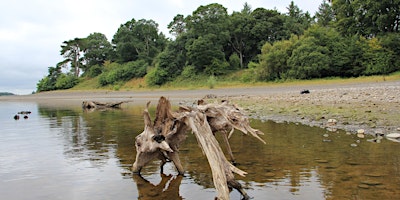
71, 71, 400, 91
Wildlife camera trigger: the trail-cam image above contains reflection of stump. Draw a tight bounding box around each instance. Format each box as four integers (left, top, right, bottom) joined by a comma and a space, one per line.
132, 96, 265, 200
132, 174, 183, 200
82, 101, 128, 110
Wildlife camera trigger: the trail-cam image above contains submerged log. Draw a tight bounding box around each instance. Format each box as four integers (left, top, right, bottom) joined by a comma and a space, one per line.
132, 96, 265, 200
82, 101, 128, 110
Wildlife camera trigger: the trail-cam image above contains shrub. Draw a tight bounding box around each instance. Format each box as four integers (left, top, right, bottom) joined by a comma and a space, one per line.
83, 65, 103, 78
55, 74, 79, 89
98, 60, 148, 86
207, 75, 217, 89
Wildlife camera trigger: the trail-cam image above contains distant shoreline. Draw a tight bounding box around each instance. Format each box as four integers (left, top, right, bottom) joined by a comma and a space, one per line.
2, 80, 400, 136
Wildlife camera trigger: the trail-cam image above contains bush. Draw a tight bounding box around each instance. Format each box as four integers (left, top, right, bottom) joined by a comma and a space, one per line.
55, 74, 79, 89
207, 75, 217, 89
83, 65, 103, 78
180, 65, 197, 79
98, 60, 148, 86
228, 53, 241, 69
145, 67, 168, 86
36, 77, 54, 92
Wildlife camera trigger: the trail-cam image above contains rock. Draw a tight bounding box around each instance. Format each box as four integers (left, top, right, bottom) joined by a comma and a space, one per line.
358, 184, 370, 189
374, 130, 385, 139
386, 133, 400, 139
326, 127, 337, 132
358, 184, 369, 189
265, 172, 275, 177
350, 143, 358, 147
300, 89, 310, 94
360, 180, 383, 186
327, 119, 337, 126
357, 129, 365, 138
203, 94, 217, 99
345, 160, 360, 165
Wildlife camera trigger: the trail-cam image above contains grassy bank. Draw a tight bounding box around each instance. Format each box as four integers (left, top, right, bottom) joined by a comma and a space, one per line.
72, 71, 400, 92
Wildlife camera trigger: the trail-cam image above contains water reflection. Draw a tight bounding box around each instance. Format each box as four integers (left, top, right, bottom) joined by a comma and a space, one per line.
1, 102, 399, 199
133, 174, 183, 200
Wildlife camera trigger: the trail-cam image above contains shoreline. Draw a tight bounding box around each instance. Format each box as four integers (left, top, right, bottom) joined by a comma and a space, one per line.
2, 80, 400, 136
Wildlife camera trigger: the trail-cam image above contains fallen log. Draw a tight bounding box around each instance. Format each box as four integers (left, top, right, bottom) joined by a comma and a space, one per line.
132, 96, 265, 200
82, 101, 128, 110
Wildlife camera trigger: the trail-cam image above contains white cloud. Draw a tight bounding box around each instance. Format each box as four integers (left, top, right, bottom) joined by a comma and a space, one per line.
0, 0, 322, 94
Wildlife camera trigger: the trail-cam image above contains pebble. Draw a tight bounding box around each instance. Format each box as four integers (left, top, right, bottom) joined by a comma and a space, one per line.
357, 129, 365, 138
327, 119, 337, 126
358, 184, 370, 189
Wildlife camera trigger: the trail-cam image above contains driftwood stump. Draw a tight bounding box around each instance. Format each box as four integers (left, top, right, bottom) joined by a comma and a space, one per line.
82, 101, 128, 110
132, 96, 265, 200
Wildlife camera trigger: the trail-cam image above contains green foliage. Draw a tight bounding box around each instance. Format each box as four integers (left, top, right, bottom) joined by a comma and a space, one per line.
315, 0, 335, 26
240, 64, 258, 83
256, 35, 298, 80
36, 77, 54, 92
256, 23, 399, 80
112, 18, 167, 64
36, 66, 61, 92
228, 53, 241, 70
55, 74, 79, 89
187, 34, 225, 73
332, 0, 400, 37
98, 60, 148, 86
207, 75, 217, 89
361, 37, 392, 75
82, 64, 103, 78
82, 32, 113, 70
39, 1, 400, 91
145, 67, 168, 86
379, 33, 400, 72
205, 58, 230, 76
180, 65, 197, 80
58, 38, 85, 77
287, 37, 330, 79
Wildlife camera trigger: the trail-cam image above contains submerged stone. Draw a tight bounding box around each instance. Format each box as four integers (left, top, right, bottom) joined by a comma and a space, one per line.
358, 184, 370, 189
360, 180, 383, 186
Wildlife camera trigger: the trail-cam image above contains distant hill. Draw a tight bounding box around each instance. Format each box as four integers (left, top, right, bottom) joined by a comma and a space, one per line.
0, 92, 15, 96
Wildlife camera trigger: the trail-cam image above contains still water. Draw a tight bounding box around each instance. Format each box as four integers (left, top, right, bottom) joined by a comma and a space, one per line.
1, 101, 400, 200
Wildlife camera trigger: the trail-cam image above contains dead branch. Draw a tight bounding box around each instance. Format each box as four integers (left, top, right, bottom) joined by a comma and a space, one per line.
132, 97, 265, 200
82, 101, 129, 110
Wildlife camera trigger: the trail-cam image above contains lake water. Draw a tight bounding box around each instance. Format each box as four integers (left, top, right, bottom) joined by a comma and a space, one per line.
1, 101, 400, 200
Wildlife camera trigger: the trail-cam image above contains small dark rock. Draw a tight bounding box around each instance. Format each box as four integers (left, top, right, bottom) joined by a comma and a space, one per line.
300, 89, 310, 94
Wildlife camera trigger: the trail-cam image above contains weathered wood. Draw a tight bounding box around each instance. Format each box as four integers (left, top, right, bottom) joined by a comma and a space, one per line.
132, 96, 264, 199
185, 111, 249, 199
82, 101, 128, 110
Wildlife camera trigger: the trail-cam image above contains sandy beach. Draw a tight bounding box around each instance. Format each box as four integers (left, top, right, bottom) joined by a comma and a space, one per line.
2, 80, 399, 135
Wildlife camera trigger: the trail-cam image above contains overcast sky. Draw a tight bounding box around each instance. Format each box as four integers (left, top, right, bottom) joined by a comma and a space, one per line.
0, 0, 322, 94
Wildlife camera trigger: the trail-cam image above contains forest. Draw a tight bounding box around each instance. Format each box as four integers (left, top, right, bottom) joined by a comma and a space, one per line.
36, 0, 400, 92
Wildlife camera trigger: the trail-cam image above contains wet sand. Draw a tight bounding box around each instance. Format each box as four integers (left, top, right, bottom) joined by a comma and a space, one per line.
2, 80, 399, 135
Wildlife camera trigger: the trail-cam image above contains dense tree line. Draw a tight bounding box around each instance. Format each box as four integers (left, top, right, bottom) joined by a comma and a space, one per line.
37, 1, 400, 92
